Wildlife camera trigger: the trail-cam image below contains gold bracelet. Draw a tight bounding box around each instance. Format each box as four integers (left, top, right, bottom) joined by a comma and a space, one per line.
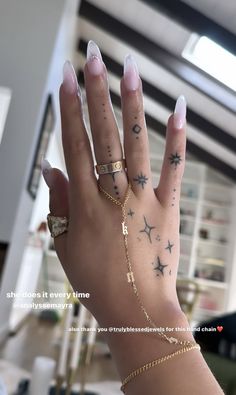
121, 344, 200, 392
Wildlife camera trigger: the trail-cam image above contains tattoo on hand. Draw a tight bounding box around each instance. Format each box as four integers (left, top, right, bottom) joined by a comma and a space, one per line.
172, 187, 177, 207
103, 103, 107, 120
152, 256, 168, 277
165, 240, 174, 253
133, 172, 148, 189
169, 152, 182, 169
127, 208, 135, 218
140, 216, 155, 243
132, 124, 142, 140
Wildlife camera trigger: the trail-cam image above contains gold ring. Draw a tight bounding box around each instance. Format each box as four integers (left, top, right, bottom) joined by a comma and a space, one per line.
96, 159, 126, 175
47, 214, 69, 238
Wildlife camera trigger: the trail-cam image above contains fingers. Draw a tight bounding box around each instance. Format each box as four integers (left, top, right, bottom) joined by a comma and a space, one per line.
156, 96, 187, 208
84, 41, 128, 200
42, 159, 69, 264
121, 55, 153, 197
60, 61, 97, 200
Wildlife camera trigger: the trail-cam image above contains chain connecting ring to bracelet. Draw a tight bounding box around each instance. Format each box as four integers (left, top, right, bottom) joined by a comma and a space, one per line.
98, 182, 197, 348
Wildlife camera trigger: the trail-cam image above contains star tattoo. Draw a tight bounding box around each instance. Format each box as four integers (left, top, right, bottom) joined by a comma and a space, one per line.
133, 172, 148, 189
165, 240, 174, 254
140, 216, 155, 243
169, 152, 182, 169
127, 208, 135, 218
153, 256, 168, 276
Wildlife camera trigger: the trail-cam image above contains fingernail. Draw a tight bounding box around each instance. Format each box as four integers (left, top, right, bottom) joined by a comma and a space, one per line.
63, 60, 79, 95
174, 95, 186, 129
86, 40, 103, 76
123, 54, 139, 91
41, 158, 53, 188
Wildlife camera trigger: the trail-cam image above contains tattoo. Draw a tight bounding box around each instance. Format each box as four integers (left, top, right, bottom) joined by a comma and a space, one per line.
133, 172, 148, 189
103, 103, 107, 120
165, 240, 174, 253
153, 256, 168, 277
106, 145, 120, 198
140, 216, 155, 243
169, 152, 182, 169
127, 208, 135, 218
132, 124, 142, 140
172, 187, 177, 207
156, 234, 161, 241
107, 145, 112, 158
114, 185, 120, 199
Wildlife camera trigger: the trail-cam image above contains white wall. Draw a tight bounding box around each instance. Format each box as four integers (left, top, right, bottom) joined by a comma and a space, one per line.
0, 0, 79, 342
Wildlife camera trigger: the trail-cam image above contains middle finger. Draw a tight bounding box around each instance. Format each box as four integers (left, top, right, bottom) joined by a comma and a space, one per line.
84, 41, 128, 200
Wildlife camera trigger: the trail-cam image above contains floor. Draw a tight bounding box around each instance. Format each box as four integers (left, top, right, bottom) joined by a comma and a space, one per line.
0, 314, 119, 386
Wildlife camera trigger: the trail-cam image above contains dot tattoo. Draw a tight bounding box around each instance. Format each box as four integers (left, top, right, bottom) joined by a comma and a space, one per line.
153, 256, 168, 277
169, 152, 182, 169
156, 234, 161, 241
127, 208, 135, 218
140, 216, 155, 243
133, 172, 148, 189
132, 124, 142, 140
172, 187, 177, 207
165, 240, 174, 254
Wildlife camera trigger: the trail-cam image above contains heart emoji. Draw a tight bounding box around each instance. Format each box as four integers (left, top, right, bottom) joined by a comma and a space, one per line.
217, 326, 223, 332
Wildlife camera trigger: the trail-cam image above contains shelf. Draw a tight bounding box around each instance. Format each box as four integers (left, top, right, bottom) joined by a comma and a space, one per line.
201, 200, 231, 209
180, 214, 195, 221
180, 196, 198, 204
194, 278, 227, 289
198, 239, 228, 248
200, 219, 229, 228
196, 258, 225, 267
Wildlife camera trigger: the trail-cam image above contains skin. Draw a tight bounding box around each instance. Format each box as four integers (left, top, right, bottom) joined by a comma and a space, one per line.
43, 56, 224, 394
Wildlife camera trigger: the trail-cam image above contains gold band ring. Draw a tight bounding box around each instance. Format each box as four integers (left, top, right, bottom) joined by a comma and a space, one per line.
96, 159, 126, 175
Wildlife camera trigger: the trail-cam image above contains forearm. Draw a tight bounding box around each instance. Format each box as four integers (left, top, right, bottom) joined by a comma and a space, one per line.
106, 308, 224, 395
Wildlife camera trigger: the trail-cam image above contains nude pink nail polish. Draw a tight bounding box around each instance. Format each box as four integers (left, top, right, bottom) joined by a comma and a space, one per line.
41, 158, 53, 188
63, 61, 79, 94
173, 95, 186, 129
86, 40, 103, 76
124, 54, 140, 91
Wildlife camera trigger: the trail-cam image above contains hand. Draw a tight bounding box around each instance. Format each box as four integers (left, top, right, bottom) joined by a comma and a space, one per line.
42, 42, 187, 330
42, 42, 225, 395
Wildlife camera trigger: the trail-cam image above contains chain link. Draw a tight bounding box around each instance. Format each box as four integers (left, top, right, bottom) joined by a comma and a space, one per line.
98, 182, 197, 347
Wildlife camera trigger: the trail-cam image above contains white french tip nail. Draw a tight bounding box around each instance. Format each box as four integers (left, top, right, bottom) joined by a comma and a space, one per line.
174, 95, 186, 130
41, 158, 52, 174
63, 60, 79, 95
87, 40, 102, 61
123, 54, 139, 91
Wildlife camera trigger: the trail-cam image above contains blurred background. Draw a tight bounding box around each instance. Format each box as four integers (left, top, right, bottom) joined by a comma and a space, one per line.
0, 0, 236, 394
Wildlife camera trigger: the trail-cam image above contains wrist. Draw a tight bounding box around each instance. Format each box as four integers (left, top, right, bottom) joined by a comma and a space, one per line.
105, 304, 194, 380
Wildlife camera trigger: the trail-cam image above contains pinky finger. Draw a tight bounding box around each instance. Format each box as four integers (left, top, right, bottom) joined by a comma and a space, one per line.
155, 96, 186, 208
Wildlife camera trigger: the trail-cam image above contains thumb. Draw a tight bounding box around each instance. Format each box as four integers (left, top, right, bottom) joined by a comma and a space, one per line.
41, 159, 69, 264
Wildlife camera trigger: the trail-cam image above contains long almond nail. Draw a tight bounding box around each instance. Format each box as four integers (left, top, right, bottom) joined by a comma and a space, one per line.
41, 158, 53, 188
123, 54, 139, 91
63, 61, 79, 94
174, 95, 186, 129
86, 40, 103, 76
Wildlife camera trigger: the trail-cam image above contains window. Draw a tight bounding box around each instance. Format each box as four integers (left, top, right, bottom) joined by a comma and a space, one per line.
182, 33, 236, 91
